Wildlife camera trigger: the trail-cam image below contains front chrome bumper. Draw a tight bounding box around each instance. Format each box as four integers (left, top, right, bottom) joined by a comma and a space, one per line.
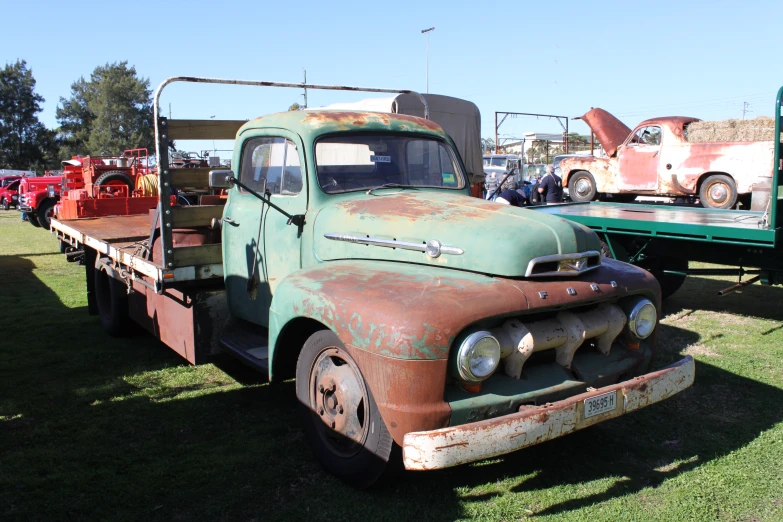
402, 356, 695, 470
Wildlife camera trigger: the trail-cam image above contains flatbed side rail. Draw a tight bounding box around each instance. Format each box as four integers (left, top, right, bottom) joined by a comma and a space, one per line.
773, 85, 783, 232
152, 76, 429, 271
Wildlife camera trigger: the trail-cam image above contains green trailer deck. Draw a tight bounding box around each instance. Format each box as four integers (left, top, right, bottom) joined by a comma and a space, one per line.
531, 86, 783, 297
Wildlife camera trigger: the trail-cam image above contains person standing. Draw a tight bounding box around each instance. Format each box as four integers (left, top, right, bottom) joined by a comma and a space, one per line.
537, 165, 563, 204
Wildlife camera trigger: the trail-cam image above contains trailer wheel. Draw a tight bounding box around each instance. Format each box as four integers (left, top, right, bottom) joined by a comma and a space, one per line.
94, 263, 130, 337
699, 174, 737, 209
94, 170, 134, 197
639, 257, 689, 300
36, 199, 56, 230
26, 213, 40, 227
568, 171, 597, 202
296, 330, 393, 488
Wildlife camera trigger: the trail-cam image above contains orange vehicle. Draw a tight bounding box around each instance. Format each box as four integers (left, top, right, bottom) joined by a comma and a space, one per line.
56, 149, 162, 220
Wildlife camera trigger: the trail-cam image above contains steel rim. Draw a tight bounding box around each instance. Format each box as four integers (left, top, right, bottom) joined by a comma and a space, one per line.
575, 178, 591, 196
309, 347, 369, 458
706, 181, 729, 206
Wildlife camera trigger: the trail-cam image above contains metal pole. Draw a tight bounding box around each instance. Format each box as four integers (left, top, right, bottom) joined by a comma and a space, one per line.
421, 27, 434, 94
495, 112, 498, 154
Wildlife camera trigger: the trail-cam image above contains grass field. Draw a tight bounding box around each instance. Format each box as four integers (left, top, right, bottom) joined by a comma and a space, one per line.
1, 210, 782, 521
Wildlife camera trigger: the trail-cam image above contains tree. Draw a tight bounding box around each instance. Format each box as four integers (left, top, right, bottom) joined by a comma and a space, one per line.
56, 62, 153, 158
0, 60, 56, 171
481, 137, 495, 153
288, 102, 301, 111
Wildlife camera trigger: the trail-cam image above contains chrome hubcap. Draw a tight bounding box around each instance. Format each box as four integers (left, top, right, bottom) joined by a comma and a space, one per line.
575, 178, 591, 195
709, 183, 728, 203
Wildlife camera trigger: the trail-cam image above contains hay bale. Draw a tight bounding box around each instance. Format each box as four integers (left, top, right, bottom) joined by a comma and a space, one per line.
685, 116, 775, 143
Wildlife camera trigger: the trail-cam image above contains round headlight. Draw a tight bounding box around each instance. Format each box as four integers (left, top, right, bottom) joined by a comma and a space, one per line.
628, 299, 657, 339
457, 331, 501, 382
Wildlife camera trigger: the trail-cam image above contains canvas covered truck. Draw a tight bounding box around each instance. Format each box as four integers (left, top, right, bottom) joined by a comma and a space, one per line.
50, 77, 694, 487
533, 88, 783, 300
559, 108, 775, 209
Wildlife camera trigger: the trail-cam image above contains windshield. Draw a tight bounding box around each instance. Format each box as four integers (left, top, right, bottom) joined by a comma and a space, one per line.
316, 135, 465, 194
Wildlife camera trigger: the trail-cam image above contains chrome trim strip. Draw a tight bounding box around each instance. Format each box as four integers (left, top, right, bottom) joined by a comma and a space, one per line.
324, 233, 464, 257
525, 250, 601, 278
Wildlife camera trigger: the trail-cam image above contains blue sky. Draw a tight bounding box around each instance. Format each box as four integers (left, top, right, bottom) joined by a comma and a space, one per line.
4, 0, 783, 149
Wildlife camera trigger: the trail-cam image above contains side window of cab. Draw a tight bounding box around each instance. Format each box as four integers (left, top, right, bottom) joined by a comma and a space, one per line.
240, 137, 302, 196
629, 126, 662, 146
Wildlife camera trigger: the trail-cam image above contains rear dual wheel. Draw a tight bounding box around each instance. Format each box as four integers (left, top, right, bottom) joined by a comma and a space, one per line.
94, 262, 130, 336
296, 330, 393, 488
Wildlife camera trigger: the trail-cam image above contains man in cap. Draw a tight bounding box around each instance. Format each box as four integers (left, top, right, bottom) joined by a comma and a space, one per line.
537, 164, 563, 204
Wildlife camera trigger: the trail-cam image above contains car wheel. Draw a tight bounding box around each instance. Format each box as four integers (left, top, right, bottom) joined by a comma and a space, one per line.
699, 174, 737, 209
296, 330, 393, 488
568, 171, 597, 202
26, 213, 41, 227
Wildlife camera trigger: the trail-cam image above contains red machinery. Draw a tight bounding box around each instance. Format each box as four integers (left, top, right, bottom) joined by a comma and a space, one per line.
56, 149, 161, 220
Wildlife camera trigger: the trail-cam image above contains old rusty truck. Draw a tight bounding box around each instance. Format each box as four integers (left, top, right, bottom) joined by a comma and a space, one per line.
50, 77, 694, 488
559, 108, 775, 208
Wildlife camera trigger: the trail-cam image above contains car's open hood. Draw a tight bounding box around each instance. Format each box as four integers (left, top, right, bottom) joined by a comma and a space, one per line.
576, 108, 632, 157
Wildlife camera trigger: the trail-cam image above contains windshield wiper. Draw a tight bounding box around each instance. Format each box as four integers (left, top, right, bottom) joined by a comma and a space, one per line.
366, 183, 419, 195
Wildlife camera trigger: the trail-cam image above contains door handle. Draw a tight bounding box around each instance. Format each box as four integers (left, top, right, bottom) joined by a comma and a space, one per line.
223, 216, 239, 226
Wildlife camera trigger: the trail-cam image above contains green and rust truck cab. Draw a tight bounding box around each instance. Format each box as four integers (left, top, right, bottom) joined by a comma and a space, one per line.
212, 108, 694, 486
53, 78, 693, 488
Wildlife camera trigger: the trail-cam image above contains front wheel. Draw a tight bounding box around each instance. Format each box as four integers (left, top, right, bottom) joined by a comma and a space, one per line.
1, 199, 8, 211
26, 213, 40, 227
36, 199, 56, 230
296, 330, 393, 488
568, 171, 597, 202
699, 174, 737, 209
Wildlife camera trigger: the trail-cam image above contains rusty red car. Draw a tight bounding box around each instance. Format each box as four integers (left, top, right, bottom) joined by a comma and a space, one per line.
560, 108, 774, 209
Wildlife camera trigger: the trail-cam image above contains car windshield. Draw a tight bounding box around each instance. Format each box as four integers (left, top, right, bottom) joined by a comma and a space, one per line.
316, 134, 465, 194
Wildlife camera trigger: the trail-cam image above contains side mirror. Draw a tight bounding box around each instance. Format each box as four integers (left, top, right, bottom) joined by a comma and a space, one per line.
209, 170, 235, 188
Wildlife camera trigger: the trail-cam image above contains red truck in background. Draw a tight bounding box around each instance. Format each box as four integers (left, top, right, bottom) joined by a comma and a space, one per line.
559, 108, 775, 209
0, 176, 23, 210
18, 175, 63, 228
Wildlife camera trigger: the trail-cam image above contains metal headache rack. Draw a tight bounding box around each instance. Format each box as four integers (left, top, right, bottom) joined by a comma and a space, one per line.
151, 76, 429, 279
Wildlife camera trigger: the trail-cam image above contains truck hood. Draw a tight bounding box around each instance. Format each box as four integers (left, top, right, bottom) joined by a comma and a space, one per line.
312, 191, 601, 277
576, 108, 632, 157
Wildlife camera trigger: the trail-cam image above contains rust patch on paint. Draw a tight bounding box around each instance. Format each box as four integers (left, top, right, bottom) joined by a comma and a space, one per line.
336, 192, 496, 221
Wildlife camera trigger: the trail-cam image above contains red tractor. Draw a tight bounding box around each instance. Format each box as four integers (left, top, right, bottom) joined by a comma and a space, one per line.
56, 149, 161, 220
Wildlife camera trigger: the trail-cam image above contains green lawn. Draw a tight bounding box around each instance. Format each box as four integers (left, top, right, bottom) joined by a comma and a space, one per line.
1, 210, 782, 521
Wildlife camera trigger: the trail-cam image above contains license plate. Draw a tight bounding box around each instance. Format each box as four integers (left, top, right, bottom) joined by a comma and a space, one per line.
584, 391, 618, 418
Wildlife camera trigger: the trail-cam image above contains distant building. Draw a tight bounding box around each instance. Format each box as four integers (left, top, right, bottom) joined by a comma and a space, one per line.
498, 133, 604, 160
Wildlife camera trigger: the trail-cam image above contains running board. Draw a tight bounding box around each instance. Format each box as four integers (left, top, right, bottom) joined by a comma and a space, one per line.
219, 328, 269, 374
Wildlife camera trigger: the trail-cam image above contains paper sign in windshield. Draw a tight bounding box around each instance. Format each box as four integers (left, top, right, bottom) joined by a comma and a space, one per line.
442, 173, 456, 185
370, 155, 391, 163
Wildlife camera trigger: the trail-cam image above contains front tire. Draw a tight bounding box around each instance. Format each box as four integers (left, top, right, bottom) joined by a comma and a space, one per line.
699, 174, 737, 209
568, 170, 597, 202
2, 198, 9, 211
36, 199, 56, 230
296, 330, 393, 488
26, 213, 40, 227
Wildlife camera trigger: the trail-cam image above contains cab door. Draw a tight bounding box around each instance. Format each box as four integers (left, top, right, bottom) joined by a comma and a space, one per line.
616, 125, 662, 191
222, 131, 307, 327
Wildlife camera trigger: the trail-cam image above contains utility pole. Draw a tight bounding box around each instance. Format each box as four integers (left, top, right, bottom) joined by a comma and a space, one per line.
421, 27, 435, 93
301, 69, 308, 109
742, 101, 752, 120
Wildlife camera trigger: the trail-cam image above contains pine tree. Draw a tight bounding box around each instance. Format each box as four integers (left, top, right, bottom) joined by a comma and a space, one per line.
57, 62, 153, 158
0, 60, 54, 171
